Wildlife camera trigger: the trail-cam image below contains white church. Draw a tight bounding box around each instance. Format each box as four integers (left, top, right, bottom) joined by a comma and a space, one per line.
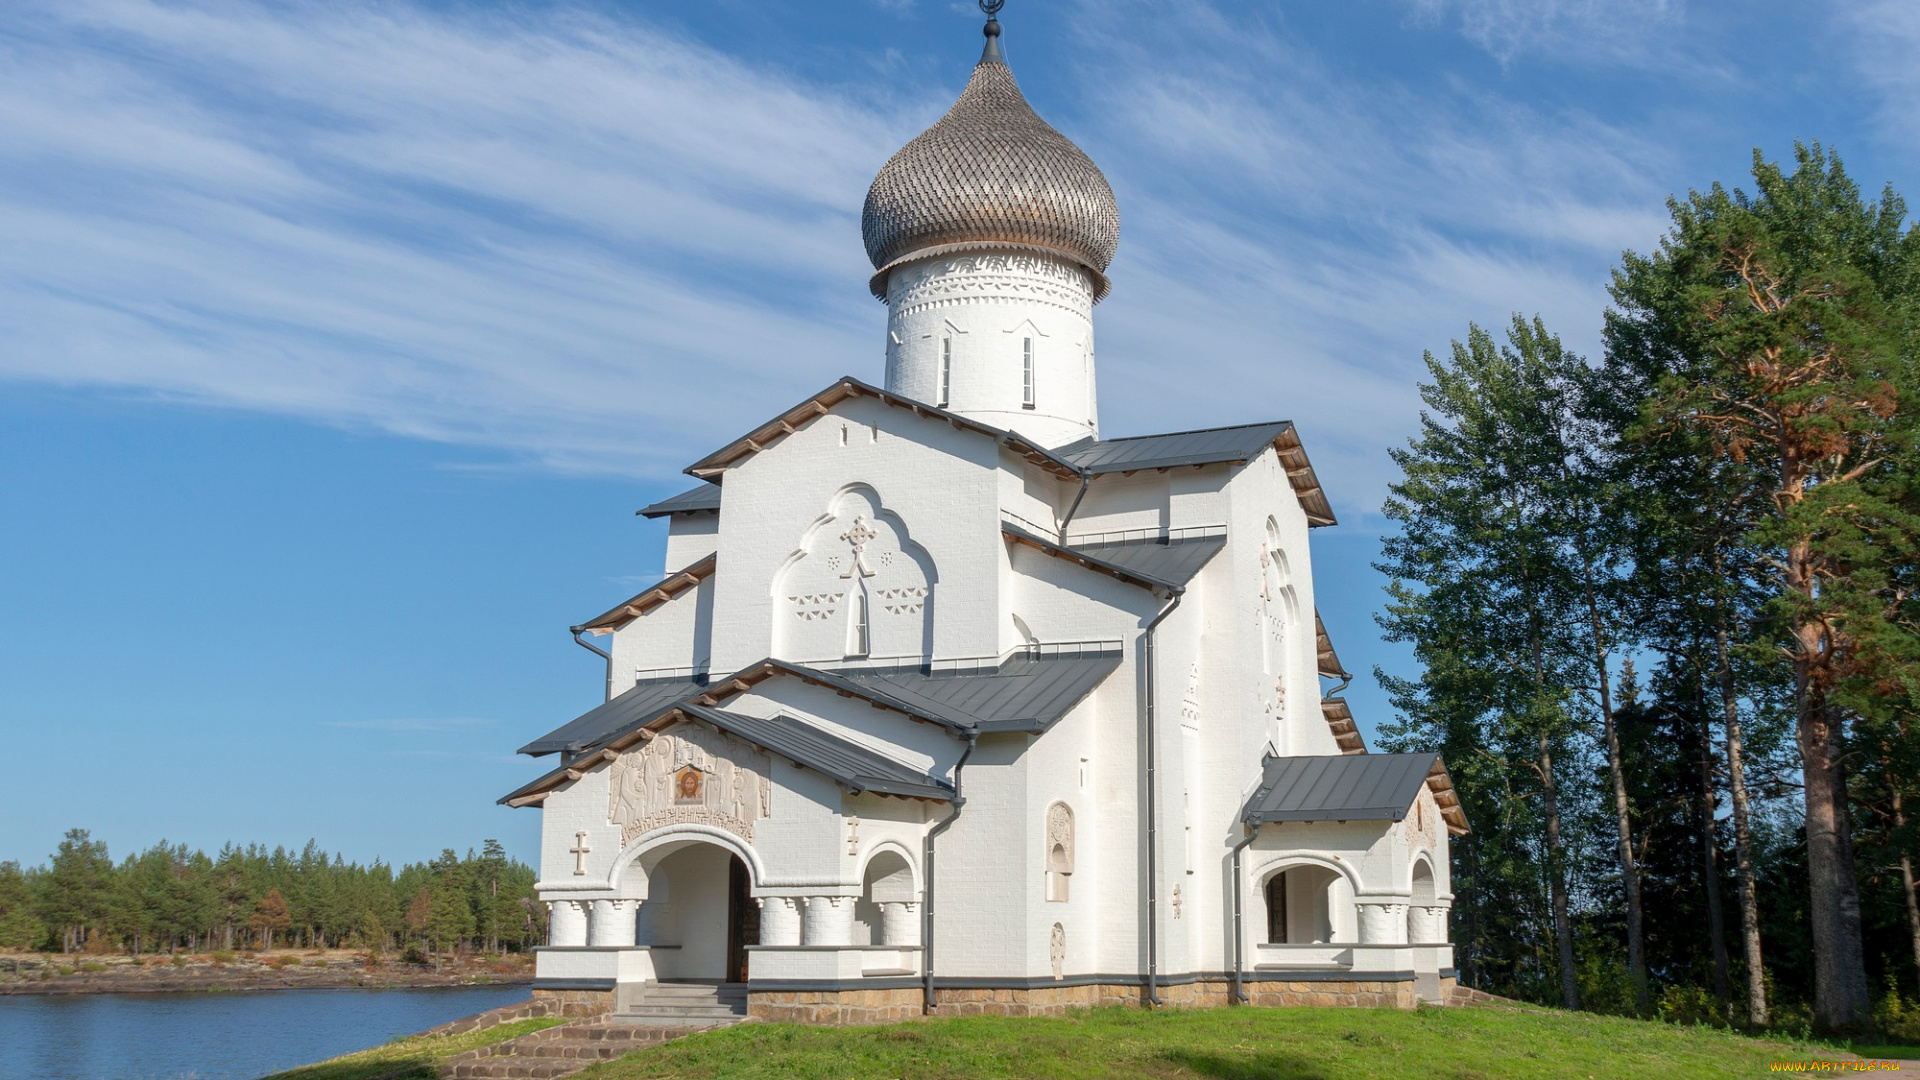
502, 7, 1468, 1023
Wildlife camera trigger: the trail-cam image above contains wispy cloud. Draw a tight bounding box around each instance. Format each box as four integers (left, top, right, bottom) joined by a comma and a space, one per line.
1066, 0, 1672, 514
1, 0, 1684, 521
1836, 1, 1920, 151
1393, 0, 1681, 65
0, 0, 919, 474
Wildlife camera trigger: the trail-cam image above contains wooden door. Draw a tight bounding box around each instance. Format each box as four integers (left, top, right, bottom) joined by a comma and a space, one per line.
724, 856, 758, 984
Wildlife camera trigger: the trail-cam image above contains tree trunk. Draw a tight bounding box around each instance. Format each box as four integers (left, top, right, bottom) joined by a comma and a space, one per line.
1717, 603, 1767, 1024
1889, 776, 1920, 999
1540, 729, 1580, 1010
1587, 586, 1646, 1013
1698, 706, 1731, 1008
1800, 682, 1871, 1030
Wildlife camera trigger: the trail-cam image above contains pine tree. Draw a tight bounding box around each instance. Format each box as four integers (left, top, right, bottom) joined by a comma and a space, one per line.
1610, 143, 1920, 1031
249, 888, 292, 952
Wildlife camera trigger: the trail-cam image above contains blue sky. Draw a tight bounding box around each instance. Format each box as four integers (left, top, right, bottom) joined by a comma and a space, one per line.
2, 0, 1914, 869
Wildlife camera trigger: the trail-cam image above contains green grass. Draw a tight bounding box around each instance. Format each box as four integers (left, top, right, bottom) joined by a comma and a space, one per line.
569, 1006, 1848, 1080
259, 1017, 563, 1080
1840, 1041, 1920, 1062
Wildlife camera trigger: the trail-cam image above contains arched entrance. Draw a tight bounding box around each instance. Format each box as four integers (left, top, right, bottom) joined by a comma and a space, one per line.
634, 843, 758, 983
1263, 865, 1339, 944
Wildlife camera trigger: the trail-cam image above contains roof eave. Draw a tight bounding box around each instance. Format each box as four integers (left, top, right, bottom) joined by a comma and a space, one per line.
1272, 425, 1337, 527
684, 378, 1084, 483
1001, 523, 1182, 594
574, 553, 718, 635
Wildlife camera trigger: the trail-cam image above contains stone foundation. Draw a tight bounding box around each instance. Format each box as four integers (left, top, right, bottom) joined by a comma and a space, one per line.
530, 986, 616, 1019
748, 977, 1425, 1024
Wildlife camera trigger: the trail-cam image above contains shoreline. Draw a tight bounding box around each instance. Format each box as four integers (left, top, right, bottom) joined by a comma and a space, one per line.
0, 948, 534, 997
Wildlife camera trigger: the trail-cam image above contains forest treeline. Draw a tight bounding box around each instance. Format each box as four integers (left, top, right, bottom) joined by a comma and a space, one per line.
0, 828, 545, 958
1377, 144, 1920, 1036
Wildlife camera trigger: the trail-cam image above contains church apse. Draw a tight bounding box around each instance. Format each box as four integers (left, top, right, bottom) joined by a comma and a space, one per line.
772, 485, 936, 665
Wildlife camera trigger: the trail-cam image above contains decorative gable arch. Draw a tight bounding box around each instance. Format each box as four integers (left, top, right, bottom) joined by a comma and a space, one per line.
773, 484, 936, 665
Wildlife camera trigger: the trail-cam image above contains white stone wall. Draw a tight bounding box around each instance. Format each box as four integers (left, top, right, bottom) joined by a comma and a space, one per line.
662, 510, 719, 576
884, 250, 1097, 450
604, 576, 713, 694
706, 396, 1009, 673
530, 340, 1446, 990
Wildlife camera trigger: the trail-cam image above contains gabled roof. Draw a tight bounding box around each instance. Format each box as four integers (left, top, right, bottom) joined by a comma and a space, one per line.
1315, 613, 1348, 680
1242, 753, 1469, 835
825, 645, 1122, 735
520, 645, 1122, 760
572, 553, 716, 636
668, 380, 1336, 527
502, 703, 952, 807
1320, 697, 1368, 755
1002, 523, 1224, 594
683, 377, 1082, 481
518, 673, 705, 757
678, 704, 952, 800
1058, 422, 1336, 526
638, 484, 721, 518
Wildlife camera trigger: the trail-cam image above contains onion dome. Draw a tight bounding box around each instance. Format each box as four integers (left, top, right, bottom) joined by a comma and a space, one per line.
861, 22, 1120, 300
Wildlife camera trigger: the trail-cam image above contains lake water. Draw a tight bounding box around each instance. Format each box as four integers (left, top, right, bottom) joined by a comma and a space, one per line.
0, 985, 531, 1080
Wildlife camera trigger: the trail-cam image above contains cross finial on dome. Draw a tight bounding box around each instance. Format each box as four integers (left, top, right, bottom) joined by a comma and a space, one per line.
980, 0, 1005, 64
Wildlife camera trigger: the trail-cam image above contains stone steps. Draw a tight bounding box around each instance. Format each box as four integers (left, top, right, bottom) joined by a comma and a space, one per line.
614, 980, 748, 1028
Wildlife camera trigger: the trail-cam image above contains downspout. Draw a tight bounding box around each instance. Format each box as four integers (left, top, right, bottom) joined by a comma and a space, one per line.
569, 625, 612, 690
923, 731, 978, 1015
1057, 469, 1092, 543
1142, 587, 1183, 1007
1230, 823, 1258, 1004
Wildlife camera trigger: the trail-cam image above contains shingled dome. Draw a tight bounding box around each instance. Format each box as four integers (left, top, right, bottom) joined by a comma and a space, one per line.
861, 29, 1120, 299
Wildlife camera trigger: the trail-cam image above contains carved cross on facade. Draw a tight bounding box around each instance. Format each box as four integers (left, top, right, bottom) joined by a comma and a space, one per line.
846, 815, 860, 856
569, 831, 591, 876
839, 516, 879, 579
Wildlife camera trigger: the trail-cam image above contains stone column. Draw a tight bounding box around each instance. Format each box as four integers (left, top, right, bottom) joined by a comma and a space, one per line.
758, 896, 801, 947
880, 901, 920, 947
1357, 902, 1408, 945
802, 895, 854, 947
588, 898, 637, 947
547, 899, 588, 947
1407, 904, 1449, 945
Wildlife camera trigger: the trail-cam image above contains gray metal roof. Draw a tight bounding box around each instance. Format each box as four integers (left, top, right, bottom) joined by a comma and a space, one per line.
519, 644, 1121, 760
679, 704, 953, 800
1003, 523, 1220, 593
1242, 753, 1440, 825
1069, 534, 1226, 589
638, 484, 721, 518
1059, 422, 1295, 474
518, 675, 705, 757
822, 645, 1123, 734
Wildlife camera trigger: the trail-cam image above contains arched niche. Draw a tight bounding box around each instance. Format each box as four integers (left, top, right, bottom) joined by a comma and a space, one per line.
772, 485, 936, 664
1045, 802, 1074, 903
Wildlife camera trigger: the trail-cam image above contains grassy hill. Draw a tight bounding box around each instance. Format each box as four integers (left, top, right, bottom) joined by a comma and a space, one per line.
266, 1003, 1916, 1080
569, 1006, 1894, 1079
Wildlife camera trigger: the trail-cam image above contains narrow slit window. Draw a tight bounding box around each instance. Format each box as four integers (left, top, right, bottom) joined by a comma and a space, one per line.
938, 338, 952, 407
846, 589, 870, 658
1022, 337, 1034, 408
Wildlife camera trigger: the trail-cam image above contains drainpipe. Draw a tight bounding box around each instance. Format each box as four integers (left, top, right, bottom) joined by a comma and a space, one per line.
923, 731, 978, 1014
1057, 469, 1092, 543
570, 624, 612, 691
1141, 587, 1183, 1007
1230, 823, 1258, 1004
